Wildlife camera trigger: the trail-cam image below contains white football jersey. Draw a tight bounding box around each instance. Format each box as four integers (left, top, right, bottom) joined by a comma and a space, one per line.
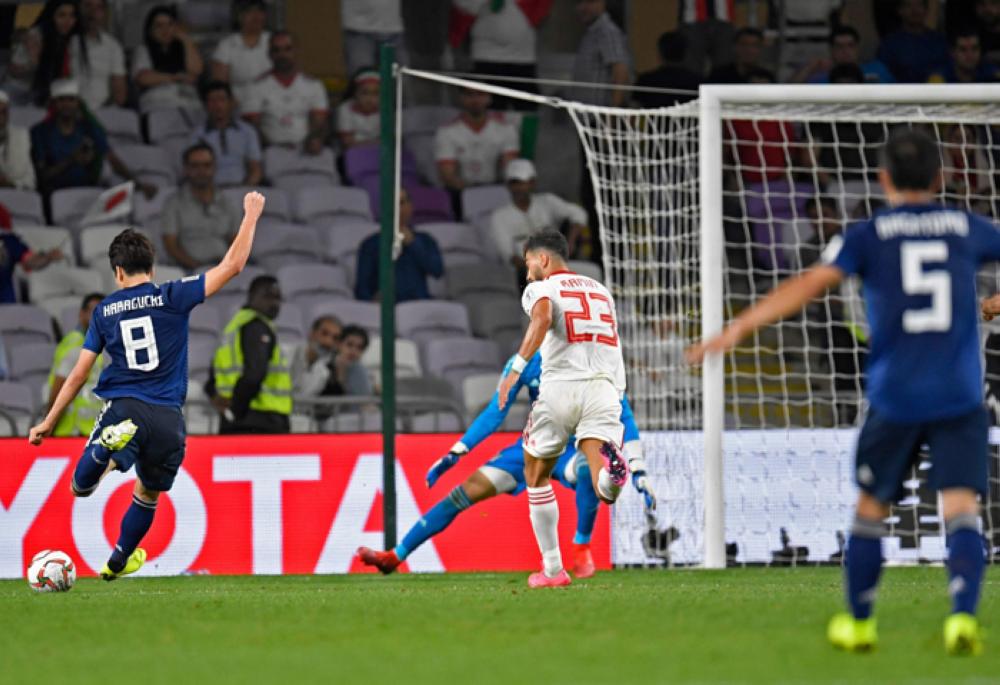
521, 270, 626, 393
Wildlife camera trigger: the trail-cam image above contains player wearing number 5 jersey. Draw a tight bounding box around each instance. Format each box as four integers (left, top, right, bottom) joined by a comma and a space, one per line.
688, 130, 999, 656
498, 231, 629, 588
28, 192, 267, 582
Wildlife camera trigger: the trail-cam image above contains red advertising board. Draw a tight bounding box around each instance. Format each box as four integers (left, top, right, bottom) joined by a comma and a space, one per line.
0, 434, 610, 578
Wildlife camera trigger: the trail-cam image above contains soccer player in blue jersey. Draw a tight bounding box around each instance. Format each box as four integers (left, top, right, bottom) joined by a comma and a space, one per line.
28, 192, 266, 581
356, 351, 656, 578
688, 129, 994, 655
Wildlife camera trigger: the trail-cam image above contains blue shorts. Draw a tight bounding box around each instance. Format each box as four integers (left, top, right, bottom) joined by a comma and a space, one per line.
85, 397, 186, 492
483, 440, 580, 496
854, 406, 989, 503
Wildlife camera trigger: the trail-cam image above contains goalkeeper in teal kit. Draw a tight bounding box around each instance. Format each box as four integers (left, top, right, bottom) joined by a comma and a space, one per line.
689, 129, 995, 655
357, 351, 656, 577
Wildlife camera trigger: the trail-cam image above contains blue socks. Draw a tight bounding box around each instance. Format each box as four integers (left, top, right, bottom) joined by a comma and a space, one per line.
108, 494, 157, 572
71, 443, 111, 496
395, 486, 472, 561
573, 461, 599, 545
946, 514, 985, 616
845, 516, 885, 620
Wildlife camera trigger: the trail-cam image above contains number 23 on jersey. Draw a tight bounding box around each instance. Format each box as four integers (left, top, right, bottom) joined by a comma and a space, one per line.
560, 290, 619, 346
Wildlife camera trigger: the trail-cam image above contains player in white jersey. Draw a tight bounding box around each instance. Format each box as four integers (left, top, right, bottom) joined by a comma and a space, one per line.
497, 231, 629, 587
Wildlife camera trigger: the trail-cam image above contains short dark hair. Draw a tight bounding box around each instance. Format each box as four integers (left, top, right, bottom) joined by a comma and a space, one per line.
81, 292, 104, 310
183, 142, 215, 165
311, 314, 341, 332
746, 67, 775, 83
340, 324, 369, 348
735, 27, 764, 42
829, 25, 860, 44
523, 231, 569, 261
829, 63, 864, 83
108, 229, 155, 276
248, 275, 279, 299
949, 26, 981, 48
880, 128, 941, 191
201, 79, 232, 102
657, 31, 687, 63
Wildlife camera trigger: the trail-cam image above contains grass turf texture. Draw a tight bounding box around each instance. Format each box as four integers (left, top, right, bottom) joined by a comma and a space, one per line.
1, 567, 997, 684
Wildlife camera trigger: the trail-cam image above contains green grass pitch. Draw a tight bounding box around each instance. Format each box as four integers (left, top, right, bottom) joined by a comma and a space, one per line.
1, 567, 998, 684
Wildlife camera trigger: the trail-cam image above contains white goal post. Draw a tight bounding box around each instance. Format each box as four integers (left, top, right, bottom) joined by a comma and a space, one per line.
396, 67, 1000, 569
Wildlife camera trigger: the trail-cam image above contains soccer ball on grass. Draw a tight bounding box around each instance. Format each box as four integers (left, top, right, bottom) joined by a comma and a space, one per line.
26, 550, 77, 593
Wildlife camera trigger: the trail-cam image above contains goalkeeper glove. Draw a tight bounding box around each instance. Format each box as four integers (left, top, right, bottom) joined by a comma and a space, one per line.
426, 442, 468, 488
625, 440, 657, 510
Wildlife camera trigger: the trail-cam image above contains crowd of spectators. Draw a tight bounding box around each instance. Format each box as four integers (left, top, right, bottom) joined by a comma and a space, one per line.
0, 0, 997, 436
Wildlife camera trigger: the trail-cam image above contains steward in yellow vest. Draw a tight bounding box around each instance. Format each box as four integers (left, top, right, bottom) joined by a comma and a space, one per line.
48, 293, 105, 436
208, 275, 291, 433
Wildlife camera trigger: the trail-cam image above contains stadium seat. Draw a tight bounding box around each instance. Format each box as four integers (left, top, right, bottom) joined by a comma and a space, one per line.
79, 225, 148, 267
147, 107, 205, 144
154, 264, 184, 283
424, 336, 501, 397
309, 299, 380, 334
8, 342, 56, 408
402, 106, 459, 137
134, 186, 176, 227
403, 134, 440, 186
0, 381, 35, 436
9, 106, 45, 129
278, 263, 352, 302
568, 259, 603, 282
208, 265, 267, 318
461, 184, 508, 225
362, 335, 422, 379
408, 411, 463, 433
177, 0, 230, 31
407, 185, 454, 224
187, 305, 220, 347
222, 186, 291, 222
16, 226, 75, 264
446, 263, 518, 300
0, 189, 45, 226
396, 300, 471, 350
252, 223, 324, 271
418, 221, 487, 262
275, 302, 305, 344
58, 302, 80, 339
50, 187, 105, 228
461, 372, 504, 417
27, 264, 103, 309
462, 294, 523, 350
96, 107, 142, 145
264, 146, 340, 191
293, 186, 372, 225
343, 144, 419, 187
0, 304, 54, 349
108, 144, 177, 187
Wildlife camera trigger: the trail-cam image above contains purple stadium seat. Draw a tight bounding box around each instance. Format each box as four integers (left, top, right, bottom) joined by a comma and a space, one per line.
743, 179, 811, 271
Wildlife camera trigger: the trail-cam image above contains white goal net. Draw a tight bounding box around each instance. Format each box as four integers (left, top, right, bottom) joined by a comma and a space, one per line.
398, 71, 1000, 569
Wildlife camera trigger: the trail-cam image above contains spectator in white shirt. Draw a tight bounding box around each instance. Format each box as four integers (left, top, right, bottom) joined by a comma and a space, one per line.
243, 31, 330, 155
0, 90, 37, 190
490, 158, 587, 270
435, 87, 519, 200
340, 0, 405, 76
210, 0, 271, 109
336, 70, 380, 149
131, 5, 203, 113
71, 0, 126, 110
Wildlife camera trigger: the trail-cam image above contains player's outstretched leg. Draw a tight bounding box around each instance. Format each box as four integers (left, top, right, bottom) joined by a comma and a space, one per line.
524, 451, 570, 588
828, 497, 886, 653
358, 473, 497, 574
942, 489, 986, 656
101, 481, 157, 581
572, 459, 599, 578
70, 417, 138, 496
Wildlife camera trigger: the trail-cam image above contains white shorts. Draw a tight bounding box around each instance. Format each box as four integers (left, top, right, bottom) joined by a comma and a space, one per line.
523, 379, 623, 459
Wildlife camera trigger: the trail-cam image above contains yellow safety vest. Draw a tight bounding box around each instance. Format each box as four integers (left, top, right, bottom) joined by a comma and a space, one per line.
212, 308, 292, 415
48, 330, 104, 437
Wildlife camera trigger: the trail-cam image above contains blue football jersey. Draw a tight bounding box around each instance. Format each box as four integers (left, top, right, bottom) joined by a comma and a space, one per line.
828, 203, 1000, 422
83, 274, 205, 407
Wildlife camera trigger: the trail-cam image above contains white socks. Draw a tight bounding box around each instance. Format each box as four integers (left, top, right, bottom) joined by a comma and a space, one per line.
527, 485, 562, 577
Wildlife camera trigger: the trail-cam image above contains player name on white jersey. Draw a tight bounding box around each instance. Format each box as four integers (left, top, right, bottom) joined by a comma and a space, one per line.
103, 294, 164, 317
875, 211, 968, 240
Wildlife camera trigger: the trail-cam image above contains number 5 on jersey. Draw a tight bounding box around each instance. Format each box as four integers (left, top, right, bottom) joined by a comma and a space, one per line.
120, 316, 160, 371
560, 290, 619, 346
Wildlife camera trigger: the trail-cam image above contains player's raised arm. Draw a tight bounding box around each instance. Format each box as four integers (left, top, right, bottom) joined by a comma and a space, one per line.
686, 264, 844, 365
204, 191, 266, 298
29, 349, 98, 445
498, 298, 552, 410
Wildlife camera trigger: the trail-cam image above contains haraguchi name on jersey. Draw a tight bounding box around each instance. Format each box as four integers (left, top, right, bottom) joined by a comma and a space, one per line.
102, 294, 164, 317
875, 211, 969, 240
